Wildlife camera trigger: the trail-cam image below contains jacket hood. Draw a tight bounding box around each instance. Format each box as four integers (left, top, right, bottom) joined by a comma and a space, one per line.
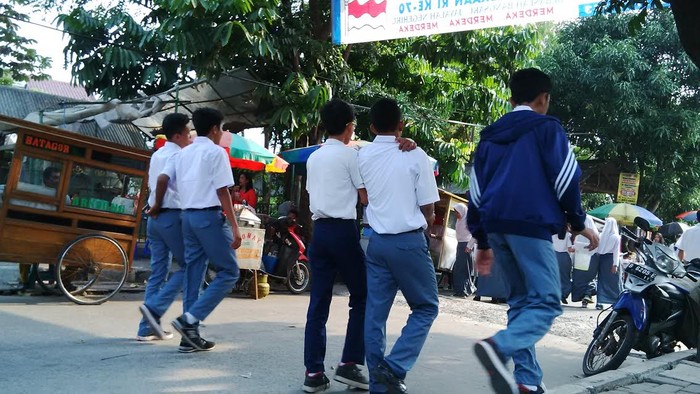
480, 110, 560, 144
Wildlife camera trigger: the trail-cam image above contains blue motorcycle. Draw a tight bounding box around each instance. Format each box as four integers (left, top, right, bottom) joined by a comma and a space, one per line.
582, 217, 700, 376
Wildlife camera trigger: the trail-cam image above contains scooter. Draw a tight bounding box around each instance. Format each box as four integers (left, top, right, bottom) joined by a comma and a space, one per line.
582, 217, 700, 376
260, 216, 311, 294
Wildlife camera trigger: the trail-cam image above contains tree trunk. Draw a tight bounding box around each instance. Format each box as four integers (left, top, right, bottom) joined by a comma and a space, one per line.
670, 0, 700, 69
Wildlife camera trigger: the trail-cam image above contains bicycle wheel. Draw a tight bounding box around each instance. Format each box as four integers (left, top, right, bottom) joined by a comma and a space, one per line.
56, 234, 128, 305
31, 263, 61, 295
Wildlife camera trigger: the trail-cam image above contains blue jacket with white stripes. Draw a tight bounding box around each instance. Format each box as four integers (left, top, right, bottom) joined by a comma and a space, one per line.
467, 109, 586, 250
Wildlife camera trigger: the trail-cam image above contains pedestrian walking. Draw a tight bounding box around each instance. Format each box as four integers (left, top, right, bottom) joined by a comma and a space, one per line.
359, 98, 440, 394
677, 211, 700, 262
137, 113, 191, 342
452, 203, 476, 298
593, 217, 622, 309
552, 230, 573, 304
302, 98, 369, 392
467, 68, 599, 394
151, 107, 242, 353
571, 215, 601, 308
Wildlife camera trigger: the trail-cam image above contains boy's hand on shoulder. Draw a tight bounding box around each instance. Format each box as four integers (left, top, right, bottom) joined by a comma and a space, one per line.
231, 228, 242, 249
396, 137, 417, 152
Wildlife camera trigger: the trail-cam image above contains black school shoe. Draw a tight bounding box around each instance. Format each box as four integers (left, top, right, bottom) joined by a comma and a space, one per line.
371, 361, 407, 394
178, 338, 215, 353
172, 315, 214, 351
334, 363, 369, 390
302, 373, 331, 393
518, 383, 547, 393
474, 338, 518, 394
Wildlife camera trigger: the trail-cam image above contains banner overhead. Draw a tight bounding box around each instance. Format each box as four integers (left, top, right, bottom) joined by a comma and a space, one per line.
332, 0, 600, 44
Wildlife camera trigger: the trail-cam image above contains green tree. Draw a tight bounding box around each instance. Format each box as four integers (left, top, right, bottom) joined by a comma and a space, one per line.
597, 0, 700, 70
42, 0, 544, 185
539, 11, 700, 221
0, 0, 51, 82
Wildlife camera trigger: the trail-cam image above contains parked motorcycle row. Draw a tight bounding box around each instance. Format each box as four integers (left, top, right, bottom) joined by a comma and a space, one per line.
582, 217, 700, 376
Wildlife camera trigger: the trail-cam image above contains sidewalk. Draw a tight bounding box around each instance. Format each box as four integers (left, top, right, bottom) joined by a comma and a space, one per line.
551, 350, 700, 393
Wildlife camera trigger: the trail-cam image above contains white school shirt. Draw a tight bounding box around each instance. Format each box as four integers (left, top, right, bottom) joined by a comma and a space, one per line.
161, 136, 234, 209
552, 233, 573, 253
676, 224, 700, 261
358, 135, 440, 234
148, 141, 181, 209
306, 138, 364, 220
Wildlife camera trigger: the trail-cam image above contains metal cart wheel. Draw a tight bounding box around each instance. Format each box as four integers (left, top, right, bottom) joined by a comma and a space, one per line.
56, 233, 128, 305
31, 263, 61, 295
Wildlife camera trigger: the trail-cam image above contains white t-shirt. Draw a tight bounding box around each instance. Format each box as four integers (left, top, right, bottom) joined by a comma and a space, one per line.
359, 135, 440, 234
676, 224, 700, 261
162, 136, 234, 209
306, 138, 364, 220
148, 141, 181, 209
552, 233, 572, 253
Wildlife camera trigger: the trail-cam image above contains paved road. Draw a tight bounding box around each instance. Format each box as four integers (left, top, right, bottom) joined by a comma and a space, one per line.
1, 289, 605, 393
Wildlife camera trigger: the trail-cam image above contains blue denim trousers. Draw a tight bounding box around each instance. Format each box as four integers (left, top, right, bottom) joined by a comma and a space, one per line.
488, 233, 562, 387
181, 210, 239, 322
365, 230, 439, 392
304, 219, 367, 373
138, 210, 186, 336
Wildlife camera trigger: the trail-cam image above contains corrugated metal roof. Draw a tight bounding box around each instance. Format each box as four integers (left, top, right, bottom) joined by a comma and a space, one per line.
0, 86, 147, 150
25, 80, 95, 101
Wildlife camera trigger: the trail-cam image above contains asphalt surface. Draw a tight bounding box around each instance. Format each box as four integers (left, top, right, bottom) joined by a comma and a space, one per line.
0, 285, 608, 394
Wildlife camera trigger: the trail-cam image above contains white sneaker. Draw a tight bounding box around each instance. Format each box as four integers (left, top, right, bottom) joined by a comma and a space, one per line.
136, 330, 174, 342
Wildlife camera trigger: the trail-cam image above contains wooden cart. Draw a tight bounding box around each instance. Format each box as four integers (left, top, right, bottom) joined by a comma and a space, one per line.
0, 115, 149, 304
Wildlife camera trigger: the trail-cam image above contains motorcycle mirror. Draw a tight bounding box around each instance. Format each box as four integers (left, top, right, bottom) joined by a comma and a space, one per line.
634, 216, 651, 232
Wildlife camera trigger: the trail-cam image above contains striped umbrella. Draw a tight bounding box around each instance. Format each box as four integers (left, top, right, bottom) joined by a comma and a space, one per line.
676, 210, 698, 222
218, 131, 288, 173
588, 203, 663, 227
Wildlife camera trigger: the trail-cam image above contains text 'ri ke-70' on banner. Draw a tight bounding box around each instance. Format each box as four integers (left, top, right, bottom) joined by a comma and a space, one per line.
331, 0, 601, 44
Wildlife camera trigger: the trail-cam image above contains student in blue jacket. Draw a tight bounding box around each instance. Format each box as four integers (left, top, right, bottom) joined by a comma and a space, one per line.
468, 68, 599, 394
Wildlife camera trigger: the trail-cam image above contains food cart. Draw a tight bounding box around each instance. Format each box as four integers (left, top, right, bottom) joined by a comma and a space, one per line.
428, 189, 470, 287
0, 114, 150, 304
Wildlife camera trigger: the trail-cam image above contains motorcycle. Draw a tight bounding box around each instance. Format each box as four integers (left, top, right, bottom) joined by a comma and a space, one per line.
582, 217, 700, 376
259, 216, 311, 294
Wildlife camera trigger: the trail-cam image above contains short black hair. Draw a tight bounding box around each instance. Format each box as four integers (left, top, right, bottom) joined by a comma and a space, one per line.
288, 207, 299, 216
42, 166, 60, 181
509, 68, 552, 104
370, 98, 401, 133
191, 107, 224, 136
320, 98, 355, 136
161, 113, 190, 140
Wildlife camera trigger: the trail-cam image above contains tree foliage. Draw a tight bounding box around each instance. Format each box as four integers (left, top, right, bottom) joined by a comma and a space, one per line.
597, 0, 700, 70
0, 0, 51, 83
35, 0, 544, 185
539, 11, 700, 221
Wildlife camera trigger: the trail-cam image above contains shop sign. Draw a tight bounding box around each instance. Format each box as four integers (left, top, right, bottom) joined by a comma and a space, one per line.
22, 134, 85, 156
617, 172, 640, 204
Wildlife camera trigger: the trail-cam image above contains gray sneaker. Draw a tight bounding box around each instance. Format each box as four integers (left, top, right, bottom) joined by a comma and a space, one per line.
139, 304, 165, 339
334, 363, 369, 390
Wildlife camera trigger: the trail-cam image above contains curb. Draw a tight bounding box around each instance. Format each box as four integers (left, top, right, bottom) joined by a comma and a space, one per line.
550, 350, 696, 394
